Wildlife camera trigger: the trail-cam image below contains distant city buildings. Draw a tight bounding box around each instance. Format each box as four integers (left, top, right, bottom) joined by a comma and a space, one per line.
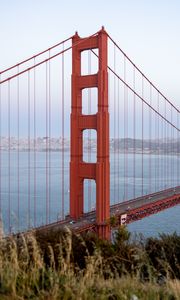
0, 137, 179, 154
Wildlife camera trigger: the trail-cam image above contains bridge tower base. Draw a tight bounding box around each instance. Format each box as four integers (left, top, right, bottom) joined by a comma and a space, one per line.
70, 27, 110, 240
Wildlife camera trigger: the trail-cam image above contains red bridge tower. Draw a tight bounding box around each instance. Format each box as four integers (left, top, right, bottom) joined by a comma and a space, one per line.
70, 27, 110, 239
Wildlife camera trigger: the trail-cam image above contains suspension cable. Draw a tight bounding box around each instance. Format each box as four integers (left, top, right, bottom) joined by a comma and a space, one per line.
0, 36, 73, 75
107, 34, 180, 113
91, 50, 180, 132
0, 31, 100, 85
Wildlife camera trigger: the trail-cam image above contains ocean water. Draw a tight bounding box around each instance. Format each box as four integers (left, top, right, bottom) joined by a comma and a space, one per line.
127, 205, 180, 237
0, 151, 179, 235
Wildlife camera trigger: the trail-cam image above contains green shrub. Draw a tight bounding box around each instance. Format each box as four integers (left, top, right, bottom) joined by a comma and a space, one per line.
0, 227, 179, 299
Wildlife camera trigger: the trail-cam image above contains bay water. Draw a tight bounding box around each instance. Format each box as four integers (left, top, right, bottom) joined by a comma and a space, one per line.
0, 151, 179, 236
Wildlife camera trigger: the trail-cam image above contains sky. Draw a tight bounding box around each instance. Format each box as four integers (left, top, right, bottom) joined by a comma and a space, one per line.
0, 0, 180, 109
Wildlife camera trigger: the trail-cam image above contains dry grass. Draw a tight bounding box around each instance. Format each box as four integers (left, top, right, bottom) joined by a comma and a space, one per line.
0, 227, 179, 299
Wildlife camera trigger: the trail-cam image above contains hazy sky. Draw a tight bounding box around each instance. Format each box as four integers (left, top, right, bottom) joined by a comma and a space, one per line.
0, 0, 180, 109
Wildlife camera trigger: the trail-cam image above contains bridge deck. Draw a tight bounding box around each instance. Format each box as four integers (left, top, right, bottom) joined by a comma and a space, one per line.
34, 186, 180, 235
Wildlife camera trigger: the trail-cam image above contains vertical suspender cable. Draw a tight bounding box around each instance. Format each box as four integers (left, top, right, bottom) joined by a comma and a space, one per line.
174, 126, 176, 187
173, 125, 174, 187
154, 100, 157, 191
167, 106, 169, 189
154, 98, 156, 191
141, 76, 144, 195
177, 112, 179, 186
126, 84, 128, 200
46, 61, 49, 225
166, 103, 169, 189
33, 59, 36, 227
8, 80, 11, 233
164, 117, 166, 190
62, 43, 65, 219
48, 52, 51, 223
174, 126, 175, 187
149, 84, 152, 194
123, 56, 126, 201
113, 44, 116, 204
125, 59, 128, 200
174, 113, 175, 187
168, 122, 170, 188
171, 106, 173, 187
133, 67, 136, 199
118, 78, 120, 201
164, 101, 167, 189
165, 118, 167, 190
28, 71, 31, 228
164, 112, 166, 190
46, 62, 50, 224
161, 112, 163, 191
157, 93, 159, 191
168, 112, 170, 188
17, 67, 20, 230
0, 76, 1, 219
163, 116, 165, 190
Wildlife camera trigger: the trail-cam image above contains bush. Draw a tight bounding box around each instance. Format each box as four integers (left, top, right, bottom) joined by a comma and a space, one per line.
0, 227, 179, 299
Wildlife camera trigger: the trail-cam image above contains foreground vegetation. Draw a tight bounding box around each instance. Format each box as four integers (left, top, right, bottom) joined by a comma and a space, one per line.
0, 226, 180, 299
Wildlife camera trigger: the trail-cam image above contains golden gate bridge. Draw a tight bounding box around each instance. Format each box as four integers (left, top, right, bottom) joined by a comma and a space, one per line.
0, 27, 179, 239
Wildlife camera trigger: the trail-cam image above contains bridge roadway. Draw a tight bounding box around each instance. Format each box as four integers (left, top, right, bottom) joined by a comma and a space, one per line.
35, 186, 180, 235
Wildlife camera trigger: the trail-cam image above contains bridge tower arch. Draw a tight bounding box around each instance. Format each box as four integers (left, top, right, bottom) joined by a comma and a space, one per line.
70, 27, 110, 239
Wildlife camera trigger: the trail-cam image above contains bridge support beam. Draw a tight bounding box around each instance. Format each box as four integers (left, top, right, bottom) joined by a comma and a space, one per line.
70, 27, 110, 239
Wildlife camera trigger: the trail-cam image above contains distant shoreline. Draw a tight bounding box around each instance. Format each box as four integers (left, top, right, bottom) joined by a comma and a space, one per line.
0, 149, 179, 155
